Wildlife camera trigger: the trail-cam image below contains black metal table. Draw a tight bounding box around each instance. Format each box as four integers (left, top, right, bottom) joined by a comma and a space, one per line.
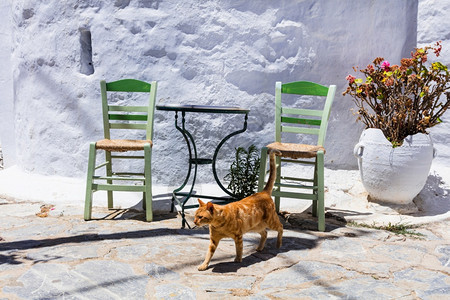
156, 104, 250, 228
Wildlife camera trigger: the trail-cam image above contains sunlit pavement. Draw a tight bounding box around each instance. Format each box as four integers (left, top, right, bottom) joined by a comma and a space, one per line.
0, 194, 449, 299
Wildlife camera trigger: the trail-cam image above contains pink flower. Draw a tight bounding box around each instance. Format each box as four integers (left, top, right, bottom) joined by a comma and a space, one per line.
381, 60, 390, 71
346, 74, 356, 84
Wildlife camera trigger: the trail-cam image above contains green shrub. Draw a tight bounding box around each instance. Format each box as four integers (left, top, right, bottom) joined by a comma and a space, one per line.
224, 145, 260, 199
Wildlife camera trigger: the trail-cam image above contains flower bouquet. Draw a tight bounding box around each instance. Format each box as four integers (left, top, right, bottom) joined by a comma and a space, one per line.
343, 41, 450, 146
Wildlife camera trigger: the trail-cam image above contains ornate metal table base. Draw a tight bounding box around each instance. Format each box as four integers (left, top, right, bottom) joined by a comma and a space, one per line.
156, 105, 250, 228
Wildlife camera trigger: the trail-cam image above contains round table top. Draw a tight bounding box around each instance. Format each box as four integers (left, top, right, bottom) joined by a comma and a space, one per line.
156, 104, 250, 114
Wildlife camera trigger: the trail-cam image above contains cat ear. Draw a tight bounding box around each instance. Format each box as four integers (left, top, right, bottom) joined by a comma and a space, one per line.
206, 201, 214, 214
198, 199, 206, 206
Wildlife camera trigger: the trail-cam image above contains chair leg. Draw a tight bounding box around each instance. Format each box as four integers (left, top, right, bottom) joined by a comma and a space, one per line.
316, 150, 325, 232
312, 157, 318, 218
257, 147, 268, 192
274, 155, 281, 212
144, 144, 153, 222
105, 151, 113, 209
84, 142, 97, 221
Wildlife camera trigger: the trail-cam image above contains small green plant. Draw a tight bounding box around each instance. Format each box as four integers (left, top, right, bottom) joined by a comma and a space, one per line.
224, 145, 260, 199
348, 221, 424, 238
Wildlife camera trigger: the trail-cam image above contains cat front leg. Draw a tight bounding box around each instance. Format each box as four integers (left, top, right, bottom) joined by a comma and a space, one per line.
256, 229, 267, 251
198, 238, 220, 271
233, 235, 243, 262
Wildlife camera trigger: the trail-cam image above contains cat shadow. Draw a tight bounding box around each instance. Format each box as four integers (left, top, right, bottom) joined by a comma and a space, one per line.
209, 212, 348, 273
209, 235, 321, 273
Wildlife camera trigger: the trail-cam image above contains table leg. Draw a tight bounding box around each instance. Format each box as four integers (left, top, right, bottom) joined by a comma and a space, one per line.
212, 113, 249, 198
172, 111, 198, 228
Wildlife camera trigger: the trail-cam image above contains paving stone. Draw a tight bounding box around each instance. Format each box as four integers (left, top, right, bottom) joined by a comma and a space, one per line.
3, 263, 76, 299
3, 261, 149, 299
1, 220, 63, 239
26, 244, 100, 262
370, 244, 428, 263
415, 228, 442, 240
112, 244, 150, 260
266, 276, 411, 299
394, 268, 450, 298
259, 261, 356, 290
74, 260, 149, 298
435, 244, 450, 268
318, 237, 367, 260
153, 283, 196, 299
189, 274, 256, 292
145, 263, 180, 281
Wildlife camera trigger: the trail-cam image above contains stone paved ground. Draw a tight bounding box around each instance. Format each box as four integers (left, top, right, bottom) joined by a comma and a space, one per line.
0, 197, 449, 299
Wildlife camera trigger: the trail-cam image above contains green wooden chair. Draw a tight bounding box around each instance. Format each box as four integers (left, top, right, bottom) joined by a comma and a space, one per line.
257, 81, 336, 231
84, 79, 157, 222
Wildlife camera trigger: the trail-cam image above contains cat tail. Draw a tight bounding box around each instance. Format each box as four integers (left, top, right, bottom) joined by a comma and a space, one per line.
263, 149, 281, 194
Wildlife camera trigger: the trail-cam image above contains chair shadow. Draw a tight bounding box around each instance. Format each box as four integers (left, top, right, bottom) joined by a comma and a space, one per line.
88, 192, 177, 222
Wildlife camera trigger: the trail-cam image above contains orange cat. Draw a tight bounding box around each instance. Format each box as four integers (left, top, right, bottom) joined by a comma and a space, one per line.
194, 150, 283, 271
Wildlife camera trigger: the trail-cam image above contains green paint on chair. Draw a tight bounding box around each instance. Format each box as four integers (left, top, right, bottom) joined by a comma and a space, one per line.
84, 79, 158, 222
257, 81, 336, 231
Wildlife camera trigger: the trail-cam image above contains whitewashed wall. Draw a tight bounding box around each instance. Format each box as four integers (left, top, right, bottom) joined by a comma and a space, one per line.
0, 0, 15, 167
418, 0, 450, 177
0, 0, 422, 186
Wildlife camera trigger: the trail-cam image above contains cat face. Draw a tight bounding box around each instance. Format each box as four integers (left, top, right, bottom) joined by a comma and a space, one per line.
193, 199, 214, 227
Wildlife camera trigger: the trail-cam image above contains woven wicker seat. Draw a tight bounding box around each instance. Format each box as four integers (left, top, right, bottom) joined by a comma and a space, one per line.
96, 139, 153, 152
267, 142, 325, 159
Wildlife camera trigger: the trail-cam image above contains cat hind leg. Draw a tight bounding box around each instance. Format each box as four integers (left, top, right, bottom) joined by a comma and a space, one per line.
256, 229, 267, 251
268, 214, 283, 249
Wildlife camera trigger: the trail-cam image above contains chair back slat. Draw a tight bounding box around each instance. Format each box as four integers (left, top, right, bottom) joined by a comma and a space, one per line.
281, 116, 321, 126
105, 79, 151, 92
109, 123, 148, 130
281, 81, 329, 96
101, 79, 157, 140
275, 81, 336, 146
282, 107, 323, 117
108, 114, 148, 121
108, 105, 148, 112
282, 126, 320, 135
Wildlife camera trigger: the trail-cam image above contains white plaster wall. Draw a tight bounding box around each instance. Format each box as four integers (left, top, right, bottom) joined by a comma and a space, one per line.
1, 0, 419, 186
418, 0, 450, 177
0, 0, 16, 167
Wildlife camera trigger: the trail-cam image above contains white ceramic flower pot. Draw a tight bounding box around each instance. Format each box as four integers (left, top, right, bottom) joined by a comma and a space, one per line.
353, 128, 435, 205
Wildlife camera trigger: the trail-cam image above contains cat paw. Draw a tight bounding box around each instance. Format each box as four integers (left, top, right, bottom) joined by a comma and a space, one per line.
256, 246, 264, 252
234, 257, 242, 263
198, 264, 208, 271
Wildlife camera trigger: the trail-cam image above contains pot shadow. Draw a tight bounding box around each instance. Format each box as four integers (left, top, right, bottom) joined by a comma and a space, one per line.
413, 173, 450, 217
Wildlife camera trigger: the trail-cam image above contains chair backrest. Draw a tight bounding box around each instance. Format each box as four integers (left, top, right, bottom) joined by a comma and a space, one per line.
275, 81, 336, 146
101, 79, 157, 141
